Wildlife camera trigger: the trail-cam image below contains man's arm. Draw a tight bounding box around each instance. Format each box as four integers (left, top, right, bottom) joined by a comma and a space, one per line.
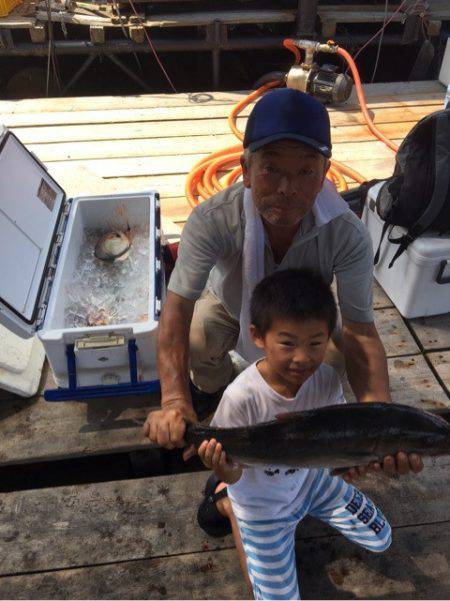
342, 318, 391, 403
342, 317, 423, 476
143, 291, 197, 451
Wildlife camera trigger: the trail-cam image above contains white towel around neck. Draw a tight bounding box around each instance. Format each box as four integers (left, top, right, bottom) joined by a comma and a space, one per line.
235, 179, 350, 363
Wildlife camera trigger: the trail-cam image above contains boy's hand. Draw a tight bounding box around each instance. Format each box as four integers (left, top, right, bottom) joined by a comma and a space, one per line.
198, 439, 242, 485
332, 465, 368, 483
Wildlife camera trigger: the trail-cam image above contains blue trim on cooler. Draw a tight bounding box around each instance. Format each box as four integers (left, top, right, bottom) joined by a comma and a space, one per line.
44, 338, 160, 401
44, 379, 160, 401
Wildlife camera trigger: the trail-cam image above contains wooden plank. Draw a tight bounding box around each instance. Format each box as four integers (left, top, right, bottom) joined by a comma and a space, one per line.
27, 135, 404, 162
427, 351, 450, 394
343, 354, 450, 409
0, 13, 35, 28
0, 458, 449, 576
0, 80, 442, 114
319, 8, 406, 25
373, 280, 394, 310
298, 522, 450, 600
0, 364, 160, 466
0, 90, 254, 114
1, 522, 449, 599
407, 313, 450, 351
10, 119, 417, 146
49, 152, 209, 177
34, 8, 296, 28
43, 154, 394, 209
0, 548, 249, 600
374, 308, 419, 358
45, 157, 396, 189
1, 102, 441, 128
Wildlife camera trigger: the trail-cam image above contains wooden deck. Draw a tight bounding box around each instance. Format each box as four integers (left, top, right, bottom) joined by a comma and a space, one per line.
0, 80, 450, 599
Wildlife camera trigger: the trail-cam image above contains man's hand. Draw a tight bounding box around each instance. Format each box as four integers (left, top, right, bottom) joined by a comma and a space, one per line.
369, 451, 423, 477
198, 439, 242, 485
143, 401, 198, 461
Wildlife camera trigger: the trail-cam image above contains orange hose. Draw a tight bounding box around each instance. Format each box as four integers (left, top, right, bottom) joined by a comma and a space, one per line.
337, 47, 399, 153
185, 42, 396, 208
282, 38, 301, 64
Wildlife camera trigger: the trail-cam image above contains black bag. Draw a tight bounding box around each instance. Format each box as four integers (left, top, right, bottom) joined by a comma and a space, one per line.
373, 108, 450, 268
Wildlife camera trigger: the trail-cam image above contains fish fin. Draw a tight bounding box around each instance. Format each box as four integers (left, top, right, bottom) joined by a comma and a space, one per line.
275, 411, 303, 421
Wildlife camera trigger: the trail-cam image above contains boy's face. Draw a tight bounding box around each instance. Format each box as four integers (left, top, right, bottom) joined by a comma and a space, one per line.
250, 317, 329, 388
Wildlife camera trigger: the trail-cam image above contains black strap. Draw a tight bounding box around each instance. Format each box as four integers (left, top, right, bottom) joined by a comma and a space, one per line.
374, 221, 390, 265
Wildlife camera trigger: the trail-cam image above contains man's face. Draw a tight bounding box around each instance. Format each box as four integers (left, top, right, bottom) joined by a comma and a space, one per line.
242, 140, 329, 227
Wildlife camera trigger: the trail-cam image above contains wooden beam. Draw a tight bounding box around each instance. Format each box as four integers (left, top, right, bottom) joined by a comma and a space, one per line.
89, 25, 105, 44
296, 0, 318, 36
425, 19, 442, 36
129, 25, 145, 44
321, 18, 336, 37
29, 23, 46, 43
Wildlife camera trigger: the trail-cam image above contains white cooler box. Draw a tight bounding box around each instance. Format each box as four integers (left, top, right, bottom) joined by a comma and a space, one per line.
0, 127, 162, 401
362, 182, 450, 319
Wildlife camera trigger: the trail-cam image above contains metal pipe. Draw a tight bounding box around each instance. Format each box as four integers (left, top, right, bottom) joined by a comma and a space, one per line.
61, 53, 97, 94
107, 53, 151, 91
0, 34, 412, 57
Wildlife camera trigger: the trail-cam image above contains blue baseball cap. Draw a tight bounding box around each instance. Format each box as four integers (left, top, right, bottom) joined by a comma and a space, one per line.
243, 88, 332, 158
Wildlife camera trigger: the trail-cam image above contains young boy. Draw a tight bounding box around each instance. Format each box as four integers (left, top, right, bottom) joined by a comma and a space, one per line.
197, 269, 392, 600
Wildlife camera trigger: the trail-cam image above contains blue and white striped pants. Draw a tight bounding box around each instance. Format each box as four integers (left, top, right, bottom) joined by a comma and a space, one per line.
236, 470, 392, 600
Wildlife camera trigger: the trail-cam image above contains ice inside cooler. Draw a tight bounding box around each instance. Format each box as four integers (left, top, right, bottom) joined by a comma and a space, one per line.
44, 194, 154, 331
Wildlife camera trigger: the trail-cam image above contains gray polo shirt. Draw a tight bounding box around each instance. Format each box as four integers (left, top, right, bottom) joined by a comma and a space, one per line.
168, 182, 374, 323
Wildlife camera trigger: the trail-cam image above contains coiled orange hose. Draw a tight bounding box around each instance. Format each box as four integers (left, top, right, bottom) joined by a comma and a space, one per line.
185, 41, 397, 208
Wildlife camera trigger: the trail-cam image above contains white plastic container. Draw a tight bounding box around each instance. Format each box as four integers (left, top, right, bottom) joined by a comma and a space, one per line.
362, 182, 450, 319
439, 36, 450, 86
0, 127, 162, 399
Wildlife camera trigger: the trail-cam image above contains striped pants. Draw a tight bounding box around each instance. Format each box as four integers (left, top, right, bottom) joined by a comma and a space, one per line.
235, 470, 392, 600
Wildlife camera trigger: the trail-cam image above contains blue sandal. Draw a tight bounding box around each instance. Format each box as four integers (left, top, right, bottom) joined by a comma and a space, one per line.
197, 473, 232, 537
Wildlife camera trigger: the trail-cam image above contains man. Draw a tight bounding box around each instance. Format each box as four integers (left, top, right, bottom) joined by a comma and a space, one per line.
145, 88, 422, 476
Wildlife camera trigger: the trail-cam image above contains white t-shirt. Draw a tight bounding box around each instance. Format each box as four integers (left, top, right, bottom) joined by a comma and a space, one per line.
210, 361, 346, 520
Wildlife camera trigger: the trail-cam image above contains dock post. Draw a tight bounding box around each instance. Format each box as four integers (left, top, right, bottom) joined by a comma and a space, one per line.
296, 0, 318, 38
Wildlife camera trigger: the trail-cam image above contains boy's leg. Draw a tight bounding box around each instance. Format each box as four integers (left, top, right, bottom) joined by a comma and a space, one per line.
308, 472, 392, 552
189, 289, 239, 393
214, 486, 253, 592
235, 516, 300, 600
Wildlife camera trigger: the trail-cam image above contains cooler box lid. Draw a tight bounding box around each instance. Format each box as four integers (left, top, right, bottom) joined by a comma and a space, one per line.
0, 127, 66, 338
